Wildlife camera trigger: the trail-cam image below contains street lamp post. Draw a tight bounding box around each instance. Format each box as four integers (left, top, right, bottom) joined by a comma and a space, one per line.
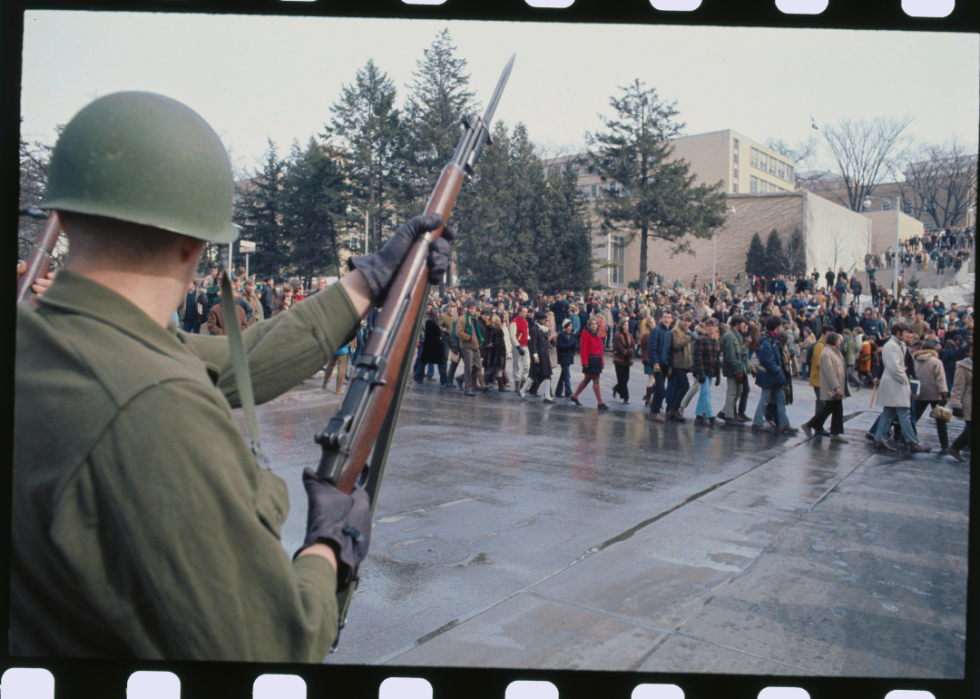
347, 205, 369, 255
863, 195, 901, 301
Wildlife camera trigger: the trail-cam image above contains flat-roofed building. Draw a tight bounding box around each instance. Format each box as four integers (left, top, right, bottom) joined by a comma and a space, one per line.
543, 129, 800, 288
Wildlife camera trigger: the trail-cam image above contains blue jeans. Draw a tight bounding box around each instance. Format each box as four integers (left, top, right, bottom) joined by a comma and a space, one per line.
874, 407, 919, 445
753, 386, 790, 427
415, 361, 447, 383
182, 318, 201, 334
695, 377, 713, 417
555, 364, 572, 396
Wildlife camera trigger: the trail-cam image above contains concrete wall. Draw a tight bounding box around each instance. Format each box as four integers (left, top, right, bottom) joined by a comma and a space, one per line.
861, 210, 924, 255
671, 130, 731, 193
804, 191, 872, 277
623, 193, 805, 287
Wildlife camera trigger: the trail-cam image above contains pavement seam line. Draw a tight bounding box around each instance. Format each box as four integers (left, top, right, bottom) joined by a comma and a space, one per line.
628, 444, 877, 672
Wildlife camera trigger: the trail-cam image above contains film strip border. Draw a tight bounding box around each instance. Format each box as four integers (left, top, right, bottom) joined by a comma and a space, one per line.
1, 0, 977, 698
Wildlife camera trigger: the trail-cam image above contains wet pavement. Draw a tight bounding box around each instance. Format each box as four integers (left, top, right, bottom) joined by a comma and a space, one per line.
240, 359, 969, 677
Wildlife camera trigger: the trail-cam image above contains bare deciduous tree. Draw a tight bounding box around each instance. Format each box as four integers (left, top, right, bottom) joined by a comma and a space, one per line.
898, 139, 978, 229
765, 135, 819, 190
823, 115, 914, 211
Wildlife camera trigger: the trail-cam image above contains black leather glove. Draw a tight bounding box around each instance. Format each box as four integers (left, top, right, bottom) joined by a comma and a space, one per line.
348, 213, 454, 304
714, 373, 721, 386
696, 374, 706, 383
518, 346, 526, 357
298, 468, 372, 592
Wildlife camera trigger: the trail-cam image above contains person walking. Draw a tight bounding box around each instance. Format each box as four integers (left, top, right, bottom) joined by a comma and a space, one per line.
555, 319, 576, 398
667, 313, 694, 422
414, 308, 447, 385
718, 315, 750, 426
570, 318, 607, 411
911, 340, 950, 452
456, 300, 484, 396
520, 311, 556, 402
322, 341, 351, 394
509, 306, 531, 389
646, 311, 674, 422
801, 332, 849, 442
946, 343, 972, 462
691, 318, 722, 427
637, 317, 656, 406
752, 316, 799, 434
611, 318, 634, 404
872, 324, 931, 453
806, 325, 836, 437
484, 314, 509, 392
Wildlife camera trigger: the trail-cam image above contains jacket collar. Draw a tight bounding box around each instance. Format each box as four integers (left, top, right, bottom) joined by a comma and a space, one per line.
34, 270, 185, 357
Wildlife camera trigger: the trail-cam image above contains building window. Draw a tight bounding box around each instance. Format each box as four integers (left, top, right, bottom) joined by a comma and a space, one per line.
733, 153, 739, 165
733, 182, 738, 193
610, 235, 626, 286
777, 162, 785, 179
587, 165, 595, 174
751, 148, 759, 168
734, 138, 740, 151
591, 183, 597, 198
751, 176, 759, 193
769, 158, 777, 175
787, 165, 794, 183
733, 167, 738, 180
881, 200, 892, 211
759, 153, 768, 171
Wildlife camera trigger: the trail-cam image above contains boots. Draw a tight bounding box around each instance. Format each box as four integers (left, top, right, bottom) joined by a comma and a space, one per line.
497, 376, 510, 392
643, 386, 654, 406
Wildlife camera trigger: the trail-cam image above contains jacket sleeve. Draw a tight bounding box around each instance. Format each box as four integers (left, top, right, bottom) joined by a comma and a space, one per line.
820, 350, 843, 396
58, 381, 339, 662
509, 321, 519, 346
949, 365, 966, 409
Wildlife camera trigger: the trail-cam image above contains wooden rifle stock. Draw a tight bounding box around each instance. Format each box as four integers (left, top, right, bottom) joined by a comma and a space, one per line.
313, 55, 512, 650
328, 164, 464, 494
17, 212, 61, 303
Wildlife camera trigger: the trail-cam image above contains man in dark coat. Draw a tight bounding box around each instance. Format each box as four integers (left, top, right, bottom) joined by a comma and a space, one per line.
752, 315, 799, 434
414, 308, 447, 384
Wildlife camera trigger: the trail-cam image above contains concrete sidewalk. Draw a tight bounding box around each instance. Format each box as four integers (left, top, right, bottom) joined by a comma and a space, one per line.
384, 410, 969, 677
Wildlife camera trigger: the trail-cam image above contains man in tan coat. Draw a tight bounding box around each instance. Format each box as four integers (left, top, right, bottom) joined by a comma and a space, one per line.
912, 340, 950, 451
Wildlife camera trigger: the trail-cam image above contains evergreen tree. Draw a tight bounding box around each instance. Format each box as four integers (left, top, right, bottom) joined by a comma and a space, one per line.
541, 157, 593, 293
233, 140, 289, 279
746, 232, 766, 276
324, 59, 401, 253
279, 138, 349, 286
398, 29, 477, 218
763, 229, 785, 278
585, 79, 729, 286
783, 226, 806, 277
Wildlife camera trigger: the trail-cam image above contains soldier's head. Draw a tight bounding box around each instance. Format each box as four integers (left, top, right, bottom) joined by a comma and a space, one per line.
43, 92, 236, 304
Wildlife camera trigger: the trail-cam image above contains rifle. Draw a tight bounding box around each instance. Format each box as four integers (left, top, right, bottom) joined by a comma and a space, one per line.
313, 54, 514, 648
16, 207, 61, 303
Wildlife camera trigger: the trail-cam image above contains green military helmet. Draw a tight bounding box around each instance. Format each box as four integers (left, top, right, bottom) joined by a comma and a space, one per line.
42, 91, 239, 243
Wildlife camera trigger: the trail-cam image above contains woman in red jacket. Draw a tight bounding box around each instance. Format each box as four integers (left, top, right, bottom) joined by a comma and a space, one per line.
570, 318, 608, 411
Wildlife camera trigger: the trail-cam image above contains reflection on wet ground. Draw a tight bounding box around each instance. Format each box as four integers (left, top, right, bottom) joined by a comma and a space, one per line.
246, 364, 969, 676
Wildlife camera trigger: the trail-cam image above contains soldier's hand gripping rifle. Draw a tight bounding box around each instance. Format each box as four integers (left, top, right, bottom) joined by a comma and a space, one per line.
313, 54, 515, 649
16, 207, 61, 303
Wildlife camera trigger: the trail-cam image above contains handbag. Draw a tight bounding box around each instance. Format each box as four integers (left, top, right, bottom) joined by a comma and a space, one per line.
449, 349, 461, 364
585, 354, 603, 375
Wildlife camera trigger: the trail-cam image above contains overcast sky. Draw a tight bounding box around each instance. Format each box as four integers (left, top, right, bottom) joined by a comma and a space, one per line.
20, 11, 980, 176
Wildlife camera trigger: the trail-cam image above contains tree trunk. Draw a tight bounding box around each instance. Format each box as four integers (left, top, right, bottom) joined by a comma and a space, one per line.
638, 224, 649, 289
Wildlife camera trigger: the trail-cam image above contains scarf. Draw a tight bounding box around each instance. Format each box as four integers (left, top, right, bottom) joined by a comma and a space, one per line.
466, 312, 484, 344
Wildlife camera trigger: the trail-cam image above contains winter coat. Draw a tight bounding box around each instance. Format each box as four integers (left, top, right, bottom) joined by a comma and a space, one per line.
556, 331, 577, 366
638, 329, 651, 365
613, 330, 634, 367
691, 335, 721, 379
484, 326, 508, 371
809, 340, 826, 388
206, 303, 247, 336
949, 358, 972, 422
941, 346, 963, 391
747, 323, 761, 351
527, 323, 554, 378
721, 328, 750, 378
420, 319, 445, 365
841, 335, 861, 366
876, 336, 912, 408
755, 331, 788, 388
671, 325, 693, 370
912, 349, 947, 402
647, 323, 673, 369
456, 312, 483, 350
818, 345, 848, 402
579, 329, 604, 374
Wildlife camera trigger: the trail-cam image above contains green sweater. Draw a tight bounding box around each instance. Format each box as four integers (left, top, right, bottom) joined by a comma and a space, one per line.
13, 271, 360, 661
